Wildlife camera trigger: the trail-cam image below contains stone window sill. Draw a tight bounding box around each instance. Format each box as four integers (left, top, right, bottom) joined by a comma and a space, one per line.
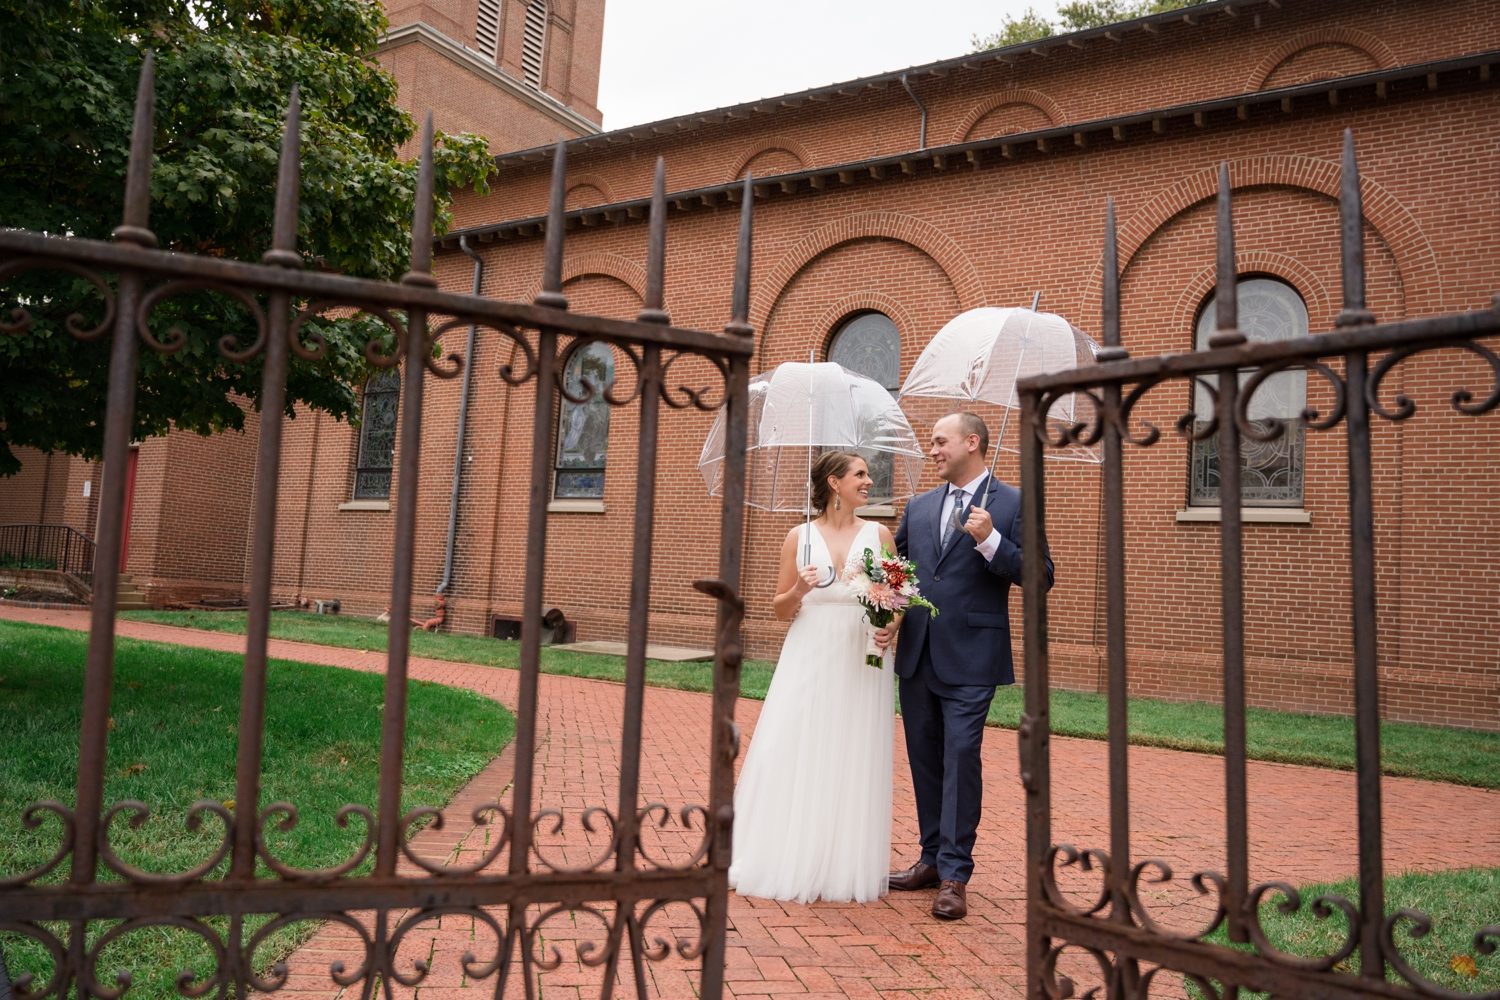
548, 499, 607, 514
338, 500, 391, 512
856, 505, 898, 518
1176, 507, 1311, 524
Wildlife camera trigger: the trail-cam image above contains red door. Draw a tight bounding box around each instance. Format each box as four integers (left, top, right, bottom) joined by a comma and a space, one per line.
119, 447, 138, 573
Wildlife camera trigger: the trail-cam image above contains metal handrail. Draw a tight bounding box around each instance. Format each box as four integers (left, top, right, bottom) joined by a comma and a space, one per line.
0, 523, 97, 589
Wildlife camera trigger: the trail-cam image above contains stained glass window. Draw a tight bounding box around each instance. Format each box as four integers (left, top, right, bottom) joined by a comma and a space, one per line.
829, 312, 902, 503
1191, 278, 1308, 507
354, 371, 400, 499
555, 342, 615, 499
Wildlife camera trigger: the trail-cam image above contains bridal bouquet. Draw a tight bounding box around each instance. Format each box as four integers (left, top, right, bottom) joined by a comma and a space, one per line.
845, 546, 938, 668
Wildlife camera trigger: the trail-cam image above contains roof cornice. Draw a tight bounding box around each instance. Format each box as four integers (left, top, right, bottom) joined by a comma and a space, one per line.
490, 0, 1284, 168
438, 50, 1499, 249
377, 21, 602, 137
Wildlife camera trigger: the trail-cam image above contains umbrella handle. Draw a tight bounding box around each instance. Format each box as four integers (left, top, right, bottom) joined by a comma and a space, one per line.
801, 539, 838, 588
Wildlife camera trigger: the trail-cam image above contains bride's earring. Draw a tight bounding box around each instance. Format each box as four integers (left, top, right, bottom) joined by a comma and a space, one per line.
835, 495, 842, 511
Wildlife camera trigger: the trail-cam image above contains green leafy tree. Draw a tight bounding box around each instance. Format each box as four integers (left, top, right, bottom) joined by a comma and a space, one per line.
972, 0, 1204, 50
0, 0, 496, 475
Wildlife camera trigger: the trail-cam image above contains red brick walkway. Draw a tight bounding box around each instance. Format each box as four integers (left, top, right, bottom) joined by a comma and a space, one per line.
4, 606, 1497, 1000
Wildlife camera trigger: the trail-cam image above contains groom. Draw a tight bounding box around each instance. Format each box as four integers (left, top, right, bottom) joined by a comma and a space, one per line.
880, 412, 1053, 920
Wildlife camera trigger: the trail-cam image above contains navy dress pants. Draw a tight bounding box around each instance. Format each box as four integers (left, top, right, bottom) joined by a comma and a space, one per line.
898, 639, 997, 883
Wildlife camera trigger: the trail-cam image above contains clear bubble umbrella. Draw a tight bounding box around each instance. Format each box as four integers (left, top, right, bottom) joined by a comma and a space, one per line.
698, 360, 925, 581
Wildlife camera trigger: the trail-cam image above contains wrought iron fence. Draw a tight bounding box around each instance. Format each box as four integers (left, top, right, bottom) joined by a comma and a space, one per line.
1017, 132, 1500, 1000
0, 525, 96, 589
0, 54, 754, 999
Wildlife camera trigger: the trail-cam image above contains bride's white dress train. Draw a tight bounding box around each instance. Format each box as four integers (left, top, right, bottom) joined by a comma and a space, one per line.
728, 520, 894, 904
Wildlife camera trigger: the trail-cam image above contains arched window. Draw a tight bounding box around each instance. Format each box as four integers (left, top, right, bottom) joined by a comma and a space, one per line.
554, 342, 615, 499
354, 371, 400, 499
522, 0, 547, 89
828, 312, 902, 503
1191, 277, 1308, 507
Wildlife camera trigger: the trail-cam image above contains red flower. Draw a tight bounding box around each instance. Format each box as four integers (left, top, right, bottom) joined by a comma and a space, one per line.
882, 560, 907, 588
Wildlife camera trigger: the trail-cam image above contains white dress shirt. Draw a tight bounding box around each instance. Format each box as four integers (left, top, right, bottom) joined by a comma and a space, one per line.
943, 471, 1003, 560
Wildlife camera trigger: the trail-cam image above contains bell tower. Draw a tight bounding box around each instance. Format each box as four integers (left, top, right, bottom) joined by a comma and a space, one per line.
375, 0, 606, 154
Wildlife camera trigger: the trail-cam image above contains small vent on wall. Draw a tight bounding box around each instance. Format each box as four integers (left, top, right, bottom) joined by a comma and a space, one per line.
475, 0, 500, 60
522, 0, 547, 89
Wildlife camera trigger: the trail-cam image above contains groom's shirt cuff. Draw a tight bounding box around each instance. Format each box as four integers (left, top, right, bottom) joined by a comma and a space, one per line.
975, 529, 1002, 561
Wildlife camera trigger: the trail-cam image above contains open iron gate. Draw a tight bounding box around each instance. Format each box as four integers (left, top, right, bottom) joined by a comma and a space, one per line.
1017, 132, 1500, 1000
0, 56, 755, 999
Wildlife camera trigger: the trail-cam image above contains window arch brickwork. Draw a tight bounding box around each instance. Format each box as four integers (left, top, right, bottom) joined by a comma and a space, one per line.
1244, 27, 1396, 91
951, 88, 1065, 143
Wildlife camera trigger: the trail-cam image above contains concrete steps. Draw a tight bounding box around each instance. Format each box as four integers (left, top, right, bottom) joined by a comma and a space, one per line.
115, 574, 151, 611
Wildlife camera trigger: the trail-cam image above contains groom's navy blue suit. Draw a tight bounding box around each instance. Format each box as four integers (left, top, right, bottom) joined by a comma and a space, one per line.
894, 472, 1053, 883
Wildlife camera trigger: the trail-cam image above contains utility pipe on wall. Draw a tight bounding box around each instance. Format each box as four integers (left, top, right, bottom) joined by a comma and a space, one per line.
901, 73, 927, 151
437, 234, 483, 595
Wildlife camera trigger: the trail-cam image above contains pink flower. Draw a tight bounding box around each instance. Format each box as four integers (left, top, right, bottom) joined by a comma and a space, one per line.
867, 582, 895, 609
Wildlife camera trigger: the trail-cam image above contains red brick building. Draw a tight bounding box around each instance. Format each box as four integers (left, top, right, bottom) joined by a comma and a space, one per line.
6, 0, 1499, 731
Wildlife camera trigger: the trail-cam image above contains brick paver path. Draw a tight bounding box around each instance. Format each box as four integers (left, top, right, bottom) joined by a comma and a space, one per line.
5, 606, 1497, 1000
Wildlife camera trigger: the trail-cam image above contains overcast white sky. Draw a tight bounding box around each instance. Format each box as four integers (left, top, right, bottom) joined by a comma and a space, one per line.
597, 0, 1044, 130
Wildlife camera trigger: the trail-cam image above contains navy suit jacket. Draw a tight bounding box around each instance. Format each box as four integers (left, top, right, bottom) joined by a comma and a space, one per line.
893, 473, 1054, 687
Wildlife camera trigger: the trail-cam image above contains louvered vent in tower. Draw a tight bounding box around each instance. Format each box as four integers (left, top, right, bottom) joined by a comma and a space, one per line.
474, 0, 501, 60
522, 0, 547, 89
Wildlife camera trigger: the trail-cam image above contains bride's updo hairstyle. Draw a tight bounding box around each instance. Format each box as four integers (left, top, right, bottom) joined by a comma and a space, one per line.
810, 450, 864, 513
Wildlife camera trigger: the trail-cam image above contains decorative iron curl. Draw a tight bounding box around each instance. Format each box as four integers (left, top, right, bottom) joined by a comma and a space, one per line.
525, 902, 618, 971
529, 806, 618, 874
634, 802, 711, 871
0, 920, 69, 1000
1384, 910, 1500, 1000
555, 335, 644, 406
418, 316, 468, 381
97, 799, 232, 885
135, 279, 268, 359
0, 259, 117, 340
287, 299, 405, 364
1124, 860, 1227, 942
661, 350, 730, 411
398, 801, 511, 876
255, 802, 375, 879
635, 897, 711, 962
1039, 939, 1113, 1000
1368, 338, 1500, 422
1116, 375, 1167, 447
1235, 360, 1348, 441
387, 905, 509, 987
1242, 881, 1359, 972
82, 916, 226, 1000
242, 910, 375, 993
1176, 377, 1220, 442
1041, 844, 1111, 918
0, 800, 75, 887
1031, 389, 1105, 450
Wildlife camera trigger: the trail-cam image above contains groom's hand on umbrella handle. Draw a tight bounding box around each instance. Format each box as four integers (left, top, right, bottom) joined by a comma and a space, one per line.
965, 506, 993, 541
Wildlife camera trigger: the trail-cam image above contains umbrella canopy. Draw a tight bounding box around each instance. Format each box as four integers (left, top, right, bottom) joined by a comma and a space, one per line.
898, 307, 1102, 463
698, 361, 925, 512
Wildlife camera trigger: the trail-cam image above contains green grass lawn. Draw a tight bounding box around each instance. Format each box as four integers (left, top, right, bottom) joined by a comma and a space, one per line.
122, 609, 1500, 789
0, 619, 514, 1000
1188, 867, 1500, 996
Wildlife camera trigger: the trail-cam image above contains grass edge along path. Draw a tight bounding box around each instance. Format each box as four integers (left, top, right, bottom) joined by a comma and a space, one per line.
0, 619, 515, 1000
1185, 866, 1500, 996
117, 609, 1500, 790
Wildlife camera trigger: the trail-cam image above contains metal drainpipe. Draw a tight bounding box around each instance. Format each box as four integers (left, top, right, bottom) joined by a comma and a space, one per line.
437, 234, 483, 595
901, 73, 927, 150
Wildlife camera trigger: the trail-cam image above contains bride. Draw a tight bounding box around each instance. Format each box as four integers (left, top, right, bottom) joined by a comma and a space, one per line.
729, 450, 897, 904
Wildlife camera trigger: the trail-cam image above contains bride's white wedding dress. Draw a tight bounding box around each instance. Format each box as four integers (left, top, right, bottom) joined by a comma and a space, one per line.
729, 519, 894, 904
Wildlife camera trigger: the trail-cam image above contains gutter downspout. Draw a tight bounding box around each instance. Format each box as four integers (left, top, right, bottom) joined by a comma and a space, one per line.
901, 72, 927, 151
437, 234, 483, 595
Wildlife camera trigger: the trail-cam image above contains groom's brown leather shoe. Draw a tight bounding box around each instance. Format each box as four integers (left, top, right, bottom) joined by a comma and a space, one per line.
932, 880, 968, 920
888, 861, 941, 891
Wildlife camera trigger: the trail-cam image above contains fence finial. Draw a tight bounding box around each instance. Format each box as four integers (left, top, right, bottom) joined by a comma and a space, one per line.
1337, 129, 1375, 327
264, 87, 302, 269
1209, 162, 1245, 348
114, 52, 157, 248
639, 157, 669, 324
725, 174, 754, 337
402, 112, 438, 287
536, 136, 570, 309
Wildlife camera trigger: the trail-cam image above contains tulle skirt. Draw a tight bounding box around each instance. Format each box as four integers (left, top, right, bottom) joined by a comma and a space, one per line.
728, 601, 894, 904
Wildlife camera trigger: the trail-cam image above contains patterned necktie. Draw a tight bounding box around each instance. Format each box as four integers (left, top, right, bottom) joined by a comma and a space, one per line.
942, 488, 965, 547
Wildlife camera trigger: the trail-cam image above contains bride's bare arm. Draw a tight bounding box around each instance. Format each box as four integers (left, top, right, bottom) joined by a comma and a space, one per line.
773, 527, 822, 621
